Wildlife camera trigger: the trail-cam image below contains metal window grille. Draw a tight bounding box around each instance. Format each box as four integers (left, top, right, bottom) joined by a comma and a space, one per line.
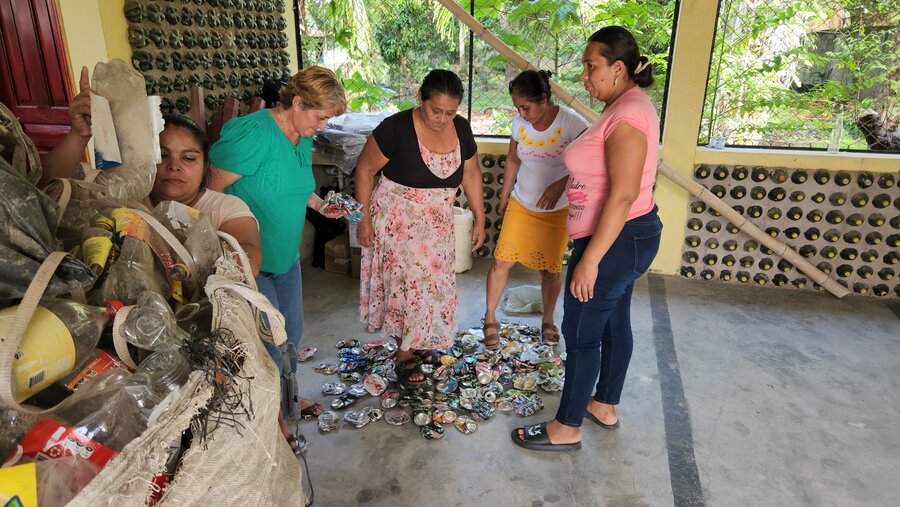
701, 0, 900, 152
298, 0, 677, 136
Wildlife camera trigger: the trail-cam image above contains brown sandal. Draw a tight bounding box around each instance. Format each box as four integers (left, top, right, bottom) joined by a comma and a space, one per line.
541, 322, 560, 344
483, 322, 501, 350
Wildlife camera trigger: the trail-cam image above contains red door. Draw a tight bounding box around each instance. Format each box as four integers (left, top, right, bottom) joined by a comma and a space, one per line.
0, 0, 74, 153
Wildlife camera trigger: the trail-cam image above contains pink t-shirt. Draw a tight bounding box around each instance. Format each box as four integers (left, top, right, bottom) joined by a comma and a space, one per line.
562, 87, 660, 240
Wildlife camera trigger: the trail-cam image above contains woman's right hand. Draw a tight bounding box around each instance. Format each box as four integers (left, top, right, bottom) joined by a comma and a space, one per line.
357, 219, 375, 248
498, 195, 509, 216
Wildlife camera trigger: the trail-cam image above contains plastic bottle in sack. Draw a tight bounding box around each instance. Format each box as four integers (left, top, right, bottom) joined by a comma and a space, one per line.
0, 456, 102, 507
80, 216, 117, 277
98, 236, 169, 305
111, 207, 190, 304
69, 373, 161, 451
152, 200, 222, 290
0, 298, 122, 402
121, 291, 190, 352
90, 59, 157, 202
136, 350, 191, 395
174, 298, 213, 335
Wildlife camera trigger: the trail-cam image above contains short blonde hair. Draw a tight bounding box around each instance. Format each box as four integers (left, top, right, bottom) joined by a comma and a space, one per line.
279, 66, 348, 115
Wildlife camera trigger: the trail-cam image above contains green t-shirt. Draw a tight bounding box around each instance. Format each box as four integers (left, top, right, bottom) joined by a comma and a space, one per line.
209, 109, 314, 274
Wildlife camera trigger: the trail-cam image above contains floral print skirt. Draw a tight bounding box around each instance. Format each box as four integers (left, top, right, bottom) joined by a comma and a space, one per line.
360, 176, 457, 351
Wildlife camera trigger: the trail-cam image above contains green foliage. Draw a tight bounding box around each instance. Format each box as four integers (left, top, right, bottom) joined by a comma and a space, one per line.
702, 0, 900, 150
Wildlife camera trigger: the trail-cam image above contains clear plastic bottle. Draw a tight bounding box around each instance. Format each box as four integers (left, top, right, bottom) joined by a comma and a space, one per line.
0, 298, 121, 402
136, 350, 191, 395
120, 291, 190, 352
827, 114, 843, 153
80, 217, 116, 277
99, 236, 169, 305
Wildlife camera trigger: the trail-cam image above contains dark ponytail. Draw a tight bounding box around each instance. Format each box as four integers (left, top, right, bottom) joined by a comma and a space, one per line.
633, 56, 654, 88
588, 26, 655, 88
508, 69, 553, 103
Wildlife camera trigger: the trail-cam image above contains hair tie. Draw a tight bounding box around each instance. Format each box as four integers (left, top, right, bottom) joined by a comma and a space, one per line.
634, 60, 650, 74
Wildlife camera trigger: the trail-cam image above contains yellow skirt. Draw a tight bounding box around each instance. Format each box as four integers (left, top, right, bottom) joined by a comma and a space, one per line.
494, 197, 569, 273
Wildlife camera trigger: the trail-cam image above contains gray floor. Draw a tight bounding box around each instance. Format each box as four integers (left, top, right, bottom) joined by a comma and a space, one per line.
295, 258, 900, 507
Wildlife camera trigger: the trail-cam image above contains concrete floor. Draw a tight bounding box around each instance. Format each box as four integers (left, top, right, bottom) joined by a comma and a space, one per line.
295, 258, 900, 507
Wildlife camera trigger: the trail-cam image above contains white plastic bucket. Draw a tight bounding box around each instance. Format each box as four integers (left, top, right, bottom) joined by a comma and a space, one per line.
453, 206, 474, 273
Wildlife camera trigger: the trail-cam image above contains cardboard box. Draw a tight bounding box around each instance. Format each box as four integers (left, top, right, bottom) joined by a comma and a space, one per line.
324, 234, 351, 274
350, 247, 362, 279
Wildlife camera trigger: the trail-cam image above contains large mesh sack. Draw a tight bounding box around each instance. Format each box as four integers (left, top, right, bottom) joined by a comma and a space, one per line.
68, 234, 303, 506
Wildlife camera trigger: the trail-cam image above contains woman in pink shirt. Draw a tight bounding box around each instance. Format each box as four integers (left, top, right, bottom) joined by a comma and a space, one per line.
513, 26, 663, 451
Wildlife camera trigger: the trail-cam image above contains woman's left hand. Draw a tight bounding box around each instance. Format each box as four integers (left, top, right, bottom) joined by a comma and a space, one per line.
536, 178, 568, 210
470, 223, 485, 252
569, 260, 598, 302
319, 207, 346, 220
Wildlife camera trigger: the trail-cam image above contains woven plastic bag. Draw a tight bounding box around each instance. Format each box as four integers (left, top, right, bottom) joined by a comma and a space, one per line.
501, 285, 544, 314
67, 233, 303, 506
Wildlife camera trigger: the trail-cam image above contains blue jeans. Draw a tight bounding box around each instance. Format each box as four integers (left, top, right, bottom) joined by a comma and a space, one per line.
556, 206, 662, 427
256, 260, 303, 375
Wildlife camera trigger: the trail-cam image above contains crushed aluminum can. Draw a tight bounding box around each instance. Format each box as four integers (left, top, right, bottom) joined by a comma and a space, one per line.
314, 362, 339, 375
348, 383, 368, 397
475, 362, 492, 385
336, 339, 361, 349
432, 409, 457, 424
471, 401, 496, 421
412, 408, 432, 426
449, 346, 464, 358
364, 374, 387, 396
380, 389, 399, 408
384, 408, 411, 425
513, 394, 544, 417
339, 361, 358, 373
369, 408, 384, 422
433, 365, 452, 381
420, 422, 444, 440
453, 416, 477, 434
460, 388, 478, 399
513, 373, 539, 392
322, 382, 347, 396
458, 397, 475, 410
297, 347, 317, 362
483, 390, 497, 403
343, 407, 372, 428
419, 363, 435, 375
440, 355, 457, 367
435, 378, 458, 394
432, 401, 449, 411
495, 398, 515, 412
331, 394, 357, 409
459, 333, 480, 351
317, 410, 340, 432
540, 376, 564, 392
339, 372, 363, 383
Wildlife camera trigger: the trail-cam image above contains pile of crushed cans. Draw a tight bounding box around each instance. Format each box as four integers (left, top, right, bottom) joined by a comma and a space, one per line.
305, 322, 565, 440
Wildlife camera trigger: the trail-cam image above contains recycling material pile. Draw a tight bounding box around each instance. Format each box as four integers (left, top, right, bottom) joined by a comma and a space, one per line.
309, 322, 565, 440
0, 60, 248, 506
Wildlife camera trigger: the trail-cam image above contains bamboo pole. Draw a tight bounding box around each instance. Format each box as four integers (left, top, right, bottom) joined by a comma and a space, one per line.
658, 161, 850, 297
433, 0, 850, 299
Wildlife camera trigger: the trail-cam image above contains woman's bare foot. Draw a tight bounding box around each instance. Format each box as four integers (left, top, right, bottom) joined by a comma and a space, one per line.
586, 400, 618, 426
515, 419, 581, 444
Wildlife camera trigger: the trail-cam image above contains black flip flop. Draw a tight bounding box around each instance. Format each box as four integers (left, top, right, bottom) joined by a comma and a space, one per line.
585, 412, 619, 430
510, 422, 581, 452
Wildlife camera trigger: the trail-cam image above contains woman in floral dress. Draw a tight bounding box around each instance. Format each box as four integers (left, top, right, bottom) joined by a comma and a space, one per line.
355, 70, 485, 378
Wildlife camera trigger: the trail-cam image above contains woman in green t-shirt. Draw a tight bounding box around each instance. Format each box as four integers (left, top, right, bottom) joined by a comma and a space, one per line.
207, 66, 347, 424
